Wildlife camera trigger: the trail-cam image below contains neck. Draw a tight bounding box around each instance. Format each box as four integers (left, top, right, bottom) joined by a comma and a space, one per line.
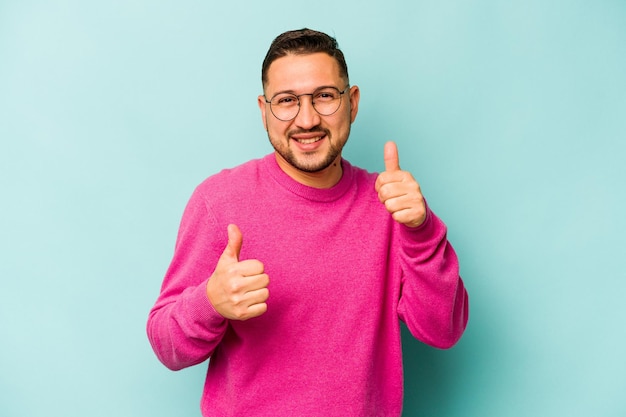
274, 153, 343, 189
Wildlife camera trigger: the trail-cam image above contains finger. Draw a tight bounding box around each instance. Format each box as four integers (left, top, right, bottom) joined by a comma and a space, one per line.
237, 259, 266, 277
390, 207, 427, 228
384, 141, 400, 172
246, 286, 270, 303
244, 302, 268, 320
229, 297, 268, 321
234, 287, 269, 321
232, 268, 268, 293
381, 191, 427, 227
222, 224, 243, 261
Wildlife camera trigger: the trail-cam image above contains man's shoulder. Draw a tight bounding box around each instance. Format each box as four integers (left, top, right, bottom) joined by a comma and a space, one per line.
194, 156, 267, 197
343, 159, 379, 186
211, 157, 264, 180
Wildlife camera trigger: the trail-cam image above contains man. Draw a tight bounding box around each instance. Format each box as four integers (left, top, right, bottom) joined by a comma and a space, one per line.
147, 28, 468, 416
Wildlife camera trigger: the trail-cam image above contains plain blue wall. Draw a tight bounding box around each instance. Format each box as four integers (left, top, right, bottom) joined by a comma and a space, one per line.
1, 1, 625, 416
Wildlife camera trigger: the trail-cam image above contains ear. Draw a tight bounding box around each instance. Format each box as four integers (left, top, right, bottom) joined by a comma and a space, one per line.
348, 85, 360, 124
257, 95, 268, 131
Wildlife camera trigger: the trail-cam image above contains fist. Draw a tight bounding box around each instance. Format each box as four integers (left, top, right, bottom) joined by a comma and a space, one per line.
375, 141, 427, 228
206, 224, 269, 320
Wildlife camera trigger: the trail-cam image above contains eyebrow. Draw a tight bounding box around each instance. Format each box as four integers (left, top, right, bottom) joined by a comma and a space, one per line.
270, 85, 340, 96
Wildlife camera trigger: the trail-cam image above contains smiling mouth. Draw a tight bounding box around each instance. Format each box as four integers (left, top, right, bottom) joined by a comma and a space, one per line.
294, 136, 324, 145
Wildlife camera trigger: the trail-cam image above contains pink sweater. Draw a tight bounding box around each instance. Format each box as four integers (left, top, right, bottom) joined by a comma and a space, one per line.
147, 154, 468, 416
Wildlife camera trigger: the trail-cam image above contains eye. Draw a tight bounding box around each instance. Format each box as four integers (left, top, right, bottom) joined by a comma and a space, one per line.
274, 95, 298, 106
314, 89, 339, 102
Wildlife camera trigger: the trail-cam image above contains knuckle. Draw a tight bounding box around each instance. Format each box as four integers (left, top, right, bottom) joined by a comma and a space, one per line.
228, 280, 242, 294
234, 305, 248, 319
230, 293, 243, 306
225, 264, 240, 276
233, 311, 247, 320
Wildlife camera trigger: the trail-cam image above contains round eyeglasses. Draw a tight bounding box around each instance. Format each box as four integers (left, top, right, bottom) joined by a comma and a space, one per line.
264, 86, 349, 121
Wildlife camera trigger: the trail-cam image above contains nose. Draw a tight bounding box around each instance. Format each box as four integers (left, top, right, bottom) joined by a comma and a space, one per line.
294, 95, 321, 129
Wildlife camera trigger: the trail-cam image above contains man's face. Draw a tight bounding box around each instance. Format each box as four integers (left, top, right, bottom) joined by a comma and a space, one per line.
258, 53, 359, 182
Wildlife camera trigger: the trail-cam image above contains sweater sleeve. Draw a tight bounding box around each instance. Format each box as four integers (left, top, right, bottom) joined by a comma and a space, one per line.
396, 206, 469, 349
146, 188, 229, 370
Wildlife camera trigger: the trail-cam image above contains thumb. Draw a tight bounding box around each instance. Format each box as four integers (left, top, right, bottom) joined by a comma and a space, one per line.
222, 224, 243, 261
384, 141, 400, 172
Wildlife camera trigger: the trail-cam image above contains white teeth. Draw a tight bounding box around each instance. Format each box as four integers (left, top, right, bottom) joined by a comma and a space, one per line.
297, 137, 322, 144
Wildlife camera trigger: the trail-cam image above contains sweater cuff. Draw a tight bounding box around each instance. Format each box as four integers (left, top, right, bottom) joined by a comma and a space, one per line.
186, 280, 228, 330
399, 204, 435, 235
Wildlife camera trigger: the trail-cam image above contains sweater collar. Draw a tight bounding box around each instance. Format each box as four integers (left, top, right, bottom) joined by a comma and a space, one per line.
262, 153, 354, 202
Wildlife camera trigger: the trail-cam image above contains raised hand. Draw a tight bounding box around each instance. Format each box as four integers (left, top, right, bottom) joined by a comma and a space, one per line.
374, 141, 427, 228
206, 224, 269, 320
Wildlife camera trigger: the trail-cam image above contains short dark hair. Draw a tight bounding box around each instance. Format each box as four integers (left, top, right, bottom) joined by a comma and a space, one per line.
261, 28, 349, 90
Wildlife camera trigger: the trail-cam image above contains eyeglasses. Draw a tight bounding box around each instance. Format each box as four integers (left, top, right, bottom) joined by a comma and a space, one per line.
264, 86, 349, 121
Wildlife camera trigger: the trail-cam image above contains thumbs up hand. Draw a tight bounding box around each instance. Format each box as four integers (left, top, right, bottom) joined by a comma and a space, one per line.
206, 224, 269, 320
375, 141, 427, 228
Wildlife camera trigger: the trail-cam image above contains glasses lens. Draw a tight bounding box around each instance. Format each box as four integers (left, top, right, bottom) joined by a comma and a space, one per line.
270, 93, 299, 121
312, 88, 342, 116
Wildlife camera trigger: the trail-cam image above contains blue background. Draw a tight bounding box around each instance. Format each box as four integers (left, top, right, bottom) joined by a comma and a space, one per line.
1, 1, 625, 416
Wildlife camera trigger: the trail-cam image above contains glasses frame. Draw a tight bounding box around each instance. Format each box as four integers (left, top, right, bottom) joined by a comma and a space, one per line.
264, 86, 350, 121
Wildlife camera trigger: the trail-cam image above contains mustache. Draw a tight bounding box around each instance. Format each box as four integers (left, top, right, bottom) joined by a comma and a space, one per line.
287, 127, 330, 137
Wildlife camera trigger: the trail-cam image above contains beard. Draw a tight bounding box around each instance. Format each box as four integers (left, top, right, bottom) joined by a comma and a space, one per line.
267, 126, 350, 173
